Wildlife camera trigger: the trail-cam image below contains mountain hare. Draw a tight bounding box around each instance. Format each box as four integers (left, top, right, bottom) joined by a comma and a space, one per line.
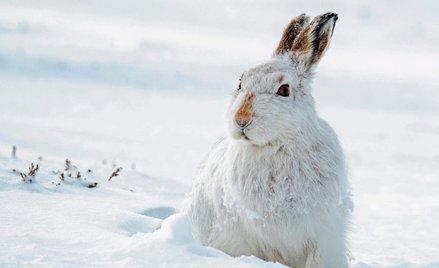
185, 12, 352, 268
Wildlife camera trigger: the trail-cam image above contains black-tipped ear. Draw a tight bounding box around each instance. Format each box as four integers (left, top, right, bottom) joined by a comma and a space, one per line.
274, 14, 310, 56
291, 12, 338, 71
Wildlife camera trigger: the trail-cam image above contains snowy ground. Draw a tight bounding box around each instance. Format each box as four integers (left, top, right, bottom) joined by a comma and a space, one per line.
0, 1, 438, 267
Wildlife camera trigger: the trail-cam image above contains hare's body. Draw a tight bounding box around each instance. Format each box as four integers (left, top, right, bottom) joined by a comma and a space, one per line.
185, 13, 352, 268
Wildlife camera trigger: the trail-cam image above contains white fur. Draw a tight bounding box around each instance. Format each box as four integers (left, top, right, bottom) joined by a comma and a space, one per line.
185, 16, 352, 268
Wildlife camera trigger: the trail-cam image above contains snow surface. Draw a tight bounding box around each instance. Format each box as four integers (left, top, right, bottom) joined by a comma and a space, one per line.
0, 1, 438, 267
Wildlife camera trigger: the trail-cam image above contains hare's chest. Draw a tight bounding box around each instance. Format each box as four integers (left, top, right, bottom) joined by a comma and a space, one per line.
223, 149, 322, 218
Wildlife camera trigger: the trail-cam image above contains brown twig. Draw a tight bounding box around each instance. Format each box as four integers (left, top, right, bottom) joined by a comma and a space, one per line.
28, 163, 39, 177
19, 163, 39, 183
108, 167, 122, 181
65, 159, 72, 171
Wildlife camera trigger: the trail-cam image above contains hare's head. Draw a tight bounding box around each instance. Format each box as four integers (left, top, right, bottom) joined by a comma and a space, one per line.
228, 12, 338, 146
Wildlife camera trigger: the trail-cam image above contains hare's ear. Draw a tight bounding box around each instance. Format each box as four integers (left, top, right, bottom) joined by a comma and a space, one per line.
291, 12, 338, 72
274, 14, 310, 56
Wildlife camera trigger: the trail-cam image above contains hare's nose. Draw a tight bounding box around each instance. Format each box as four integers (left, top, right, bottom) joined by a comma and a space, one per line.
235, 92, 254, 128
235, 118, 252, 128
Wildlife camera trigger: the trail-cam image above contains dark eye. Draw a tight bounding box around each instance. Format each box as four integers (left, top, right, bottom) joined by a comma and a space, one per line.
237, 82, 242, 91
277, 84, 289, 97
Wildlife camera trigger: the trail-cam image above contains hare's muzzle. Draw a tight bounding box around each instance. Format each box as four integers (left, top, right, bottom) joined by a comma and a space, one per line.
235, 92, 254, 128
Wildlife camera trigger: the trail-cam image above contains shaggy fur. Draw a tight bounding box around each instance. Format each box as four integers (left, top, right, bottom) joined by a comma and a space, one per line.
185, 12, 352, 268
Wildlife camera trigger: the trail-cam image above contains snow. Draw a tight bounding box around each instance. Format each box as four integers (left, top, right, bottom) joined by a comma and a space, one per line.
0, 0, 438, 267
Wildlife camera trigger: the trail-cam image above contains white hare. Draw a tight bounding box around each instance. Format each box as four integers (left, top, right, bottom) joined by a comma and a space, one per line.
185, 12, 352, 268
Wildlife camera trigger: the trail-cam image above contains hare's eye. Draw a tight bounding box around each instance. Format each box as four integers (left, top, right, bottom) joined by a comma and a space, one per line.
277, 84, 289, 97
237, 82, 242, 91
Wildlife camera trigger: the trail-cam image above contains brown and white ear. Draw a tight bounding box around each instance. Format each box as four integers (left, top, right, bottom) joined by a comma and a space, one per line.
274, 14, 310, 56
291, 12, 338, 72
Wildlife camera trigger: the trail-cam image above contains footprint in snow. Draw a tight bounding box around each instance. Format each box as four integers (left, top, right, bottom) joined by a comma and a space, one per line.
142, 206, 176, 220
120, 206, 177, 236
120, 216, 162, 236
